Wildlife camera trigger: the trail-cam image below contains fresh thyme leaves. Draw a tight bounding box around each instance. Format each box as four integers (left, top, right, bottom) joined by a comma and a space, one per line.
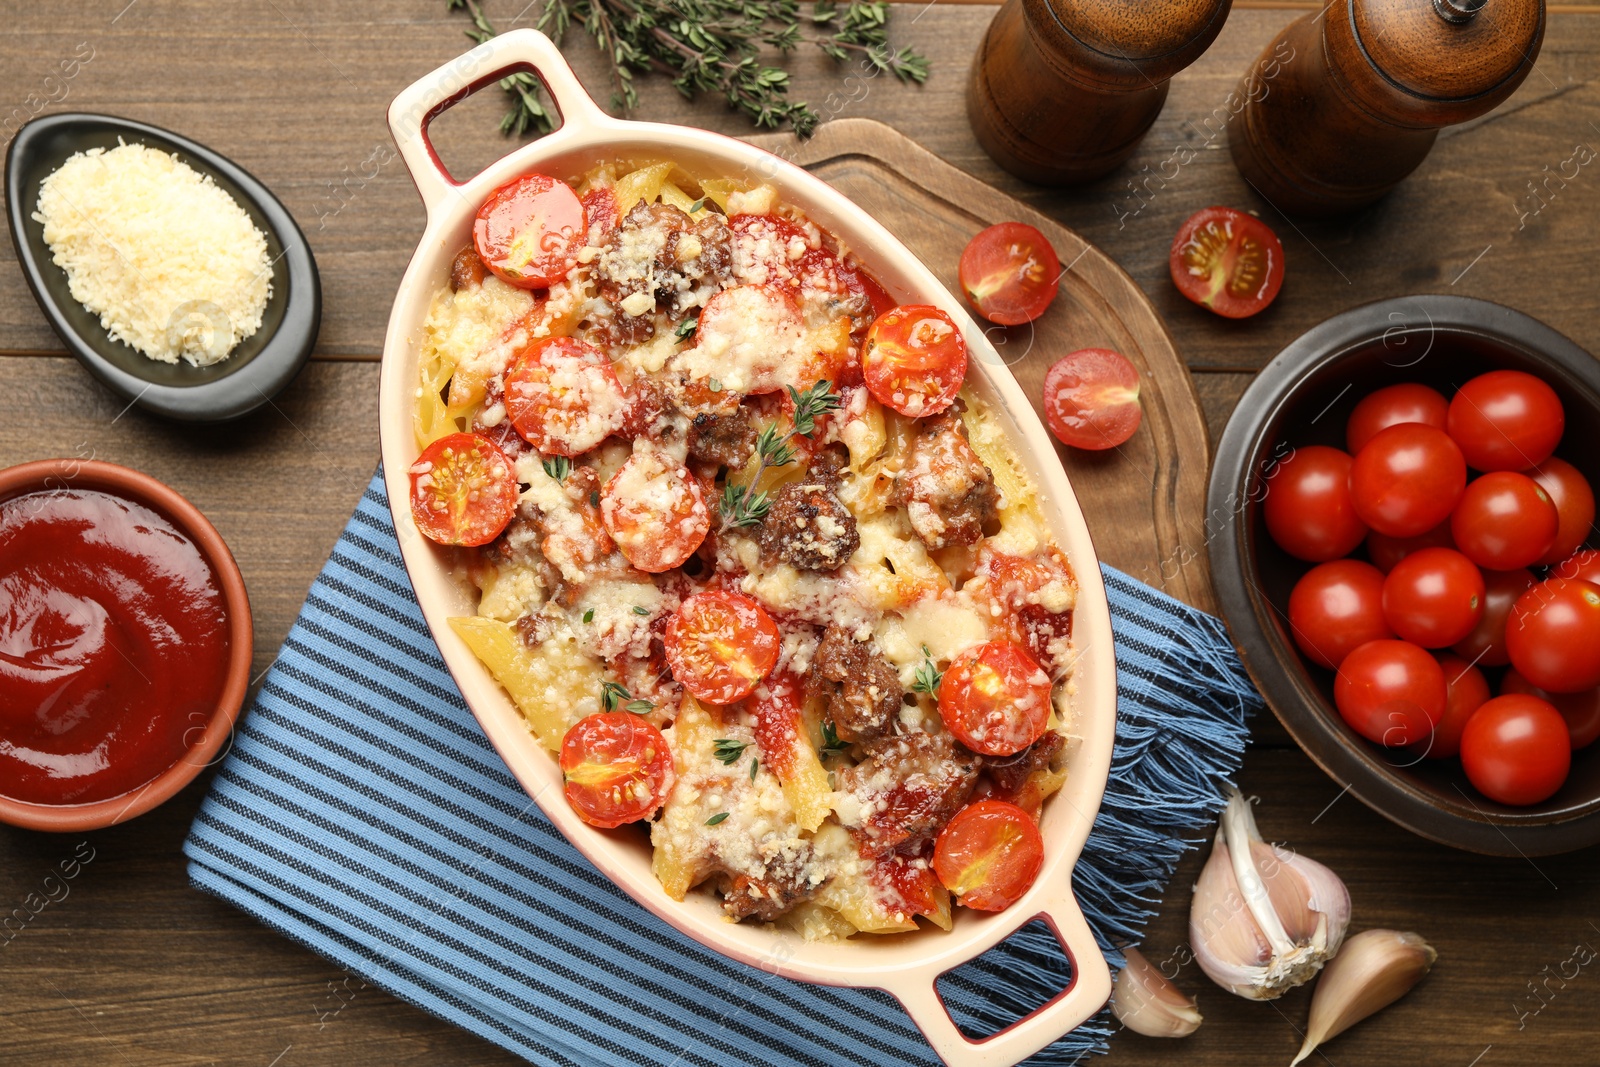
589, 489, 600, 507
445, 0, 929, 139
911, 644, 943, 696
675, 317, 699, 343
687, 196, 707, 214
750, 756, 760, 781
713, 738, 749, 765
583, 608, 596, 623
542, 455, 571, 482
632, 605, 651, 616
602, 680, 654, 713
787, 379, 843, 437
715, 382, 840, 532
705, 811, 731, 826
819, 719, 847, 754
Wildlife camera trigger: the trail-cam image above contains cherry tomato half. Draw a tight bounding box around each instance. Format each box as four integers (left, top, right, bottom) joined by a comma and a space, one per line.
1334, 639, 1446, 747
1502, 669, 1600, 751
1349, 423, 1466, 538
1530, 458, 1595, 566
504, 337, 629, 457
937, 641, 1053, 757
932, 799, 1044, 912
1262, 445, 1367, 562
1041, 348, 1142, 452
1168, 206, 1285, 319
1551, 549, 1600, 586
1451, 566, 1535, 668
862, 305, 967, 418
560, 712, 675, 828
408, 432, 518, 548
1505, 577, 1600, 693
473, 173, 586, 289
1288, 559, 1391, 670
1381, 547, 1484, 649
1459, 694, 1571, 806
1345, 383, 1450, 455
1425, 652, 1491, 760
1366, 522, 1455, 574
1446, 370, 1564, 472
599, 448, 710, 573
663, 591, 781, 705
958, 222, 1061, 326
1450, 471, 1558, 571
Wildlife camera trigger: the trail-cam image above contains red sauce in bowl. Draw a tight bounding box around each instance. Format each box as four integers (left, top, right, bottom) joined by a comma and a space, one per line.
0, 488, 231, 805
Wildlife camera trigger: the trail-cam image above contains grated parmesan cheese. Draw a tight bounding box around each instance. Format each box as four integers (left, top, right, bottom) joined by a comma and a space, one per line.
34, 141, 273, 366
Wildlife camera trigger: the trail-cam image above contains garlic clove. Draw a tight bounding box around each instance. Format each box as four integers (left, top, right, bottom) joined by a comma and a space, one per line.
1291, 929, 1436, 1066
1188, 790, 1351, 1000
1111, 946, 1203, 1038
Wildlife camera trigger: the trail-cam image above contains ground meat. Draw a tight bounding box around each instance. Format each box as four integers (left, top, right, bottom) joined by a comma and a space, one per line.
754, 461, 858, 571
838, 731, 980, 855
687, 404, 758, 469
449, 246, 486, 291
593, 202, 734, 346
807, 625, 902, 743
982, 730, 1064, 804
894, 402, 1000, 551
719, 849, 820, 922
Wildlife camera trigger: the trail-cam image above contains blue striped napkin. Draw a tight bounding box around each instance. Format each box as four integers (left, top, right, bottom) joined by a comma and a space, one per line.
184, 471, 1256, 1066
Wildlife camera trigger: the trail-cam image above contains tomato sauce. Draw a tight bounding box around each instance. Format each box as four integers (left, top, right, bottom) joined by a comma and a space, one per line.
0, 489, 231, 805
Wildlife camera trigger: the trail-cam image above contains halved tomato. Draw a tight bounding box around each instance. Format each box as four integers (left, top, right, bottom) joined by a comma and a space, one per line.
599, 448, 710, 573
862, 305, 967, 418
504, 337, 629, 456
473, 174, 586, 289
1168, 206, 1285, 319
932, 799, 1044, 912
408, 432, 517, 547
937, 641, 1053, 757
1041, 348, 1142, 452
663, 590, 781, 705
958, 222, 1061, 327
560, 712, 674, 828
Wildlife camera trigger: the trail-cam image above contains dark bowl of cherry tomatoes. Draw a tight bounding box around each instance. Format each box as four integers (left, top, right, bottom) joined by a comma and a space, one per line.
1210, 294, 1600, 856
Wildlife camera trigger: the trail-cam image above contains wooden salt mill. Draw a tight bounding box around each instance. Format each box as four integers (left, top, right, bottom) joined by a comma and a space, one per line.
968, 0, 1232, 186
1229, 0, 1545, 215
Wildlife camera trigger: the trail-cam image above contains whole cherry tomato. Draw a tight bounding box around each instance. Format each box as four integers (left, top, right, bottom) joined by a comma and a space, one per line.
933, 799, 1045, 912
1041, 348, 1142, 451
958, 222, 1061, 326
1262, 445, 1368, 562
1502, 669, 1600, 751
560, 713, 675, 827
408, 432, 518, 548
1460, 694, 1571, 806
1348, 423, 1466, 538
1168, 206, 1285, 319
1366, 522, 1454, 574
1551, 549, 1600, 586
473, 173, 586, 288
862, 305, 967, 418
1381, 547, 1485, 649
1450, 471, 1558, 571
663, 591, 781, 705
1529, 457, 1595, 566
1334, 639, 1446, 747
1288, 559, 1391, 670
938, 641, 1053, 756
1425, 652, 1491, 760
1451, 566, 1535, 668
1505, 578, 1600, 693
1346, 382, 1449, 455
1446, 369, 1564, 472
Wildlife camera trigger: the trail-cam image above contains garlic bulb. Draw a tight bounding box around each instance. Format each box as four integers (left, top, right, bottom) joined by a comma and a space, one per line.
1111, 945, 1203, 1037
1188, 789, 1351, 1000
1292, 929, 1436, 1065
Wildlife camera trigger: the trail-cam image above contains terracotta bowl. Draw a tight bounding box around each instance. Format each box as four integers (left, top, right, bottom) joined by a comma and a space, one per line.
379, 30, 1117, 1067
0, 459, 253, 832
1210, 295, 1600, 856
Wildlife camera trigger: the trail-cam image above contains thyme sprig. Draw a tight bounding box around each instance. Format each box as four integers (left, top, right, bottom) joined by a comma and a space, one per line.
911, 644, 943, 696
445, 0, 929, 138
716, 380, 839, 532
712, 738, 750, 765
601, 680, 655, 714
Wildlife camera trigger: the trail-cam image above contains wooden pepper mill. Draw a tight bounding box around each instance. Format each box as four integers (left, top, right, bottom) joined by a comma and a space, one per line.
1230, 0, 1545, 215
968, 0, 1232, 186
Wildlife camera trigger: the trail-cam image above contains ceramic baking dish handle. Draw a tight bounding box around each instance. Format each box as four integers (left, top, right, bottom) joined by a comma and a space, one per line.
387, 28, 610, 216
885, 890, 1112, 1067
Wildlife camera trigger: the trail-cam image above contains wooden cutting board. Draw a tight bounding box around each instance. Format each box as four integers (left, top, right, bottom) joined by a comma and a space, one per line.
755, 118, 1215, 612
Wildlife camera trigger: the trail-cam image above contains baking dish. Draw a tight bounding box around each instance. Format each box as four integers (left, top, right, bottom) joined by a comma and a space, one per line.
379, 30, 1115, 1066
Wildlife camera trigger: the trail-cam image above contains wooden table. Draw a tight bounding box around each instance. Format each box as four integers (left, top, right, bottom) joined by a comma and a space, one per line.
3, 3, 1599, 1064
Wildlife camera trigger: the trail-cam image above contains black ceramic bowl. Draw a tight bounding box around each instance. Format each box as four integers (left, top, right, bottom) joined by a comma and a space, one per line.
1210, 295, 1600, 856
5, 113, 319, 422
